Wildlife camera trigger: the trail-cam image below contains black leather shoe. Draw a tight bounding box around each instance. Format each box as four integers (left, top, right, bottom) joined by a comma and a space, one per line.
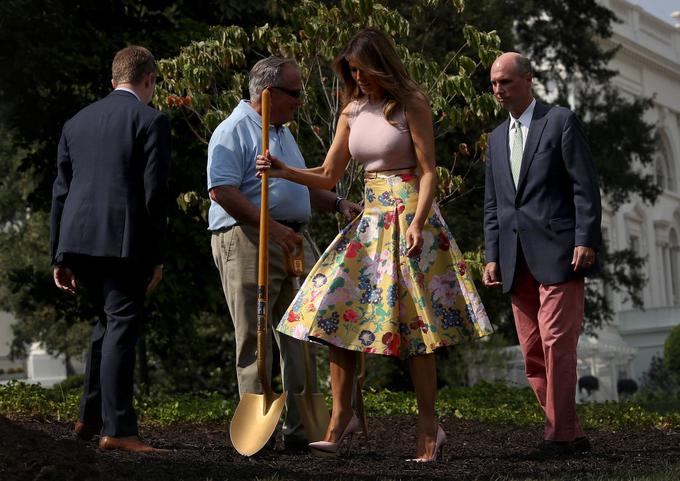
572, 436, 592, 454
282, 437, 309, 453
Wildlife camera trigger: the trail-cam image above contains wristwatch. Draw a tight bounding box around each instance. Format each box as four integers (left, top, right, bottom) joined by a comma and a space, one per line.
334, 196, 344, 212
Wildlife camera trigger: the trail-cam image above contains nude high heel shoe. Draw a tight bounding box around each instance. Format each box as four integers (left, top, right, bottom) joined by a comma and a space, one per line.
309, 414, 362, 457
406, 424, 446, 462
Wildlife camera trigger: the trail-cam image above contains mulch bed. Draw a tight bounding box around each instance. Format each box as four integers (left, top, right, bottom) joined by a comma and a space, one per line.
1, 415, 679, 481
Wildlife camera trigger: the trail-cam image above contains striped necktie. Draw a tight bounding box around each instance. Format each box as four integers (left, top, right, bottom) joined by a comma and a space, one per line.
510, 120, 523, 188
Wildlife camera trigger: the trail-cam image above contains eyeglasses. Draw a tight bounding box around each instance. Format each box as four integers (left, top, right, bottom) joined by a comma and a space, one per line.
271, 85, 304, 99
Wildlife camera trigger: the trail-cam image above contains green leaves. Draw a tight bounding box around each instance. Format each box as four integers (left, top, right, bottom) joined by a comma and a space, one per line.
151, 4, 508, 320
156, 0, 502, 211
176, 191, 210, 222
5, 379, 680, 431
463, 24, 501, 68
154, 25, 250, 143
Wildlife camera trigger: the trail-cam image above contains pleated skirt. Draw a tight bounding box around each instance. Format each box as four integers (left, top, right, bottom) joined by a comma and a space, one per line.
276, 172, 493, 358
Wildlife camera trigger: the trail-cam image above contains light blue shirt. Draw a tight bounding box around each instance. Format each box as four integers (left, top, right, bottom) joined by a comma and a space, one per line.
207, 100, 311, 230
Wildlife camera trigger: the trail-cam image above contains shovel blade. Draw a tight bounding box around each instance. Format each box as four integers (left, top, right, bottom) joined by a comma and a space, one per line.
293, 392, 330, 443
229, 391, 288, 456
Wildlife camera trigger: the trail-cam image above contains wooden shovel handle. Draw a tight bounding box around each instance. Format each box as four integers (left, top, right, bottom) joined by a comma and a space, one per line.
257, 89, 272, 399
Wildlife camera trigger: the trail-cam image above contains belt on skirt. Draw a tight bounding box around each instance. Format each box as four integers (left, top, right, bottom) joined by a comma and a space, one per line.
364, 167, 417, 179
213, 220, 307, 234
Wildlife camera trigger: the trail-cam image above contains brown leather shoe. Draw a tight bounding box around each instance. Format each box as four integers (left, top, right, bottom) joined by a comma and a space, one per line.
99, 435, 169, 454
74, 421, 102, 441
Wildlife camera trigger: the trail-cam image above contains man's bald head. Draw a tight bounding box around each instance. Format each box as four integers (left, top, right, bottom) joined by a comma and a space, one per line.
492, 52, 532, 77
490, 52, 534, 118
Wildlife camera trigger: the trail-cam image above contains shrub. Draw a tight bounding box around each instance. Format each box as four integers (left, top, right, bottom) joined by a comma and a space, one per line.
636, 355, 679, 402
3, 380, 680, 431
617, 379, 638, 397
579, 375, 600, 395
664, 324, 680, 383
0, 380, 79, 422
136, 391, 234, 425
51, 374, 85, 395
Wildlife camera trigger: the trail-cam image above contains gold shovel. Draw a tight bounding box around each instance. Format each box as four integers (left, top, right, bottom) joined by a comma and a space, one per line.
229, 89, 287, 456
293, 342, 331, 443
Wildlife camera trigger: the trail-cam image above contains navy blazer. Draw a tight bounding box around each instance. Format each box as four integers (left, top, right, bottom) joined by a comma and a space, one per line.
484, 101, 601, 293
50, 90, 171, 266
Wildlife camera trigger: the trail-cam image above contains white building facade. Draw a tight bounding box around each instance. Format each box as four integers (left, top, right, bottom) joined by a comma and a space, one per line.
594, 0, 680, 391
0, 311, 68, 388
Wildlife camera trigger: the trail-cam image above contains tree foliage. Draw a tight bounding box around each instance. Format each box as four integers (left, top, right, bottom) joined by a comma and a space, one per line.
155, 0, 502, 219
0, 0, 275, 392
0, 0, 660, 393
664, 325, 680, 384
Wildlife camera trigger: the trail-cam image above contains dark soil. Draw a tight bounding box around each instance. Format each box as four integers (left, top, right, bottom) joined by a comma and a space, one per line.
1, 415, 679, 481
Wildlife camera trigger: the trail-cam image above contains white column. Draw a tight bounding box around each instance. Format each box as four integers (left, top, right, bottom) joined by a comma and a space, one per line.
664, 246, 673, 306
656, 243, 666, 306
610, 358, 619, 402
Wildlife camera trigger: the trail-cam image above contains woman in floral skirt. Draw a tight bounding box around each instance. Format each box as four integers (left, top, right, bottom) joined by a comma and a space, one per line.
256, 28, 493, 461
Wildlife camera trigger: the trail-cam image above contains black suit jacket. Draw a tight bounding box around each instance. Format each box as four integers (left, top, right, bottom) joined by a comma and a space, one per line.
50, 90, 171, 267
484, 101, 601, 293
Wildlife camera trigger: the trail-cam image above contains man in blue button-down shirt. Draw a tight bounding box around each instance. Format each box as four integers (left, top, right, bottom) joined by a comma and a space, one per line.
208, 57, 360, 451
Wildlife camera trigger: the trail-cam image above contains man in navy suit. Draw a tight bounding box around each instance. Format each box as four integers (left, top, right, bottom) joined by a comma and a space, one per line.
50, 46, 170, 453
483, 52, 601, 456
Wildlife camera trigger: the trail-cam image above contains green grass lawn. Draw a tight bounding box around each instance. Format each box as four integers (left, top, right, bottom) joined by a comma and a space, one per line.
2, 379, 680, 432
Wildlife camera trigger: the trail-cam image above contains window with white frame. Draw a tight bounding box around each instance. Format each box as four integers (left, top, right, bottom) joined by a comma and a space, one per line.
655, 136, 675, 192
670, 229, 680, 305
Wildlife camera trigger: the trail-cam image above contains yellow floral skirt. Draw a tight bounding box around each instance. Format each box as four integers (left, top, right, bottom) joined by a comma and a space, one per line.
276, 172, 493, 357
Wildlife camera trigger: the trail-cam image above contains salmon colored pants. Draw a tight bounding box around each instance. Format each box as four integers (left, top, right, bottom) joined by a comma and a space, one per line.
511, 256, 585, 441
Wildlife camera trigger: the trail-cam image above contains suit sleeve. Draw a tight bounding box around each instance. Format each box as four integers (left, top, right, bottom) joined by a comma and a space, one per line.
49, 126, 73, 264
484, 140, 500, 263
143, 113, 171, 266
561, 112, 601, 249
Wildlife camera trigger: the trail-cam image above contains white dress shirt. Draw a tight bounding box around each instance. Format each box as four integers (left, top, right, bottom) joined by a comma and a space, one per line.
508, 98, 536, 160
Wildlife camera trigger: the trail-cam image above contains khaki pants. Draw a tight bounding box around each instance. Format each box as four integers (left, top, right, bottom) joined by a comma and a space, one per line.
211, 224, 317, 442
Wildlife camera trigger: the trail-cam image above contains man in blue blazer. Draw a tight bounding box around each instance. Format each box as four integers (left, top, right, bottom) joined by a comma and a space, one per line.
50, 46, 170, 453
483, 52, 601, 456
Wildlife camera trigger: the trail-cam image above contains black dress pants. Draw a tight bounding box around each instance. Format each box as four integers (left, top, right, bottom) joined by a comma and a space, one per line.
68, 255, 148, 437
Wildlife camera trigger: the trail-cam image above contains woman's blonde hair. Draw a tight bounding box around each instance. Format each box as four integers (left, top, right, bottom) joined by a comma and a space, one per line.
332, 28, 424, 122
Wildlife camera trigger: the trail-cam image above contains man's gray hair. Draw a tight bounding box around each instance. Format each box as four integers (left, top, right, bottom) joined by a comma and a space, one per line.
249, 57, 298, 100
514, 55, 532, 76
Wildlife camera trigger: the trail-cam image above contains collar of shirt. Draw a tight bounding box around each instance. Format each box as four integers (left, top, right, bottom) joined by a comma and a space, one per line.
114, 87, 141, 102
238, 100, 288, 134
507, 98, 536, 151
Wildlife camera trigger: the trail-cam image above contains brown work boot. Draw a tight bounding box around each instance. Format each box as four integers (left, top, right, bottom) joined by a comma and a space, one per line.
74, 421, 102, 441
99, 435, 169, 454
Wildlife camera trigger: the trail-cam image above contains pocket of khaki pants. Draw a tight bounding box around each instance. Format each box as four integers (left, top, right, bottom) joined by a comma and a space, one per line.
223, 229, 237, 262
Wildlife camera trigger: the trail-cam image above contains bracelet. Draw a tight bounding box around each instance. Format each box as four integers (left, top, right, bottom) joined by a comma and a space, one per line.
334, 196, 344, 212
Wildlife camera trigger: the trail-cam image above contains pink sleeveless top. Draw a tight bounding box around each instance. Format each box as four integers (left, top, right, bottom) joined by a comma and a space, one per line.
347, 98, 418, 172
